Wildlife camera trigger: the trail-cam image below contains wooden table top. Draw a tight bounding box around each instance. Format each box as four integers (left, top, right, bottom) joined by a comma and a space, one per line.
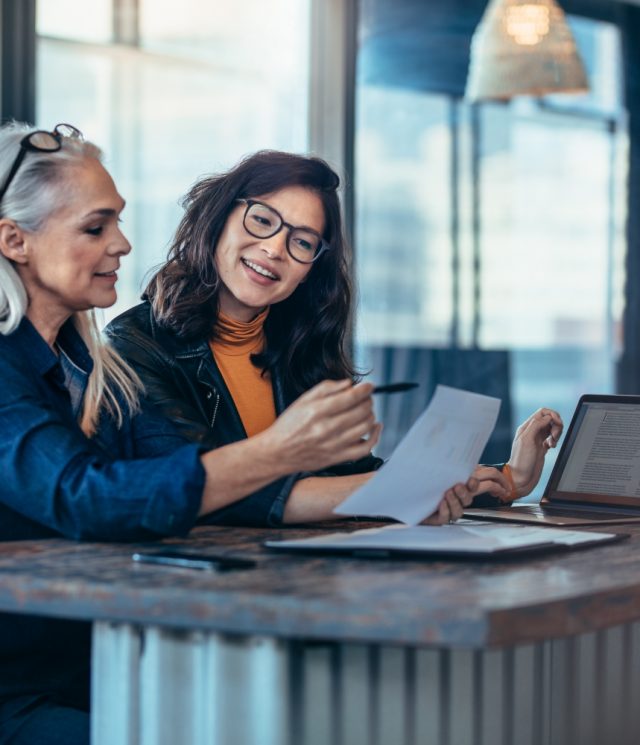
0, 522, 637, 649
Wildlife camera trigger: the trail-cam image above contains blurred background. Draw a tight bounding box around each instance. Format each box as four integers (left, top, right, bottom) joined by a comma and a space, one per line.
4, 0, 640, 497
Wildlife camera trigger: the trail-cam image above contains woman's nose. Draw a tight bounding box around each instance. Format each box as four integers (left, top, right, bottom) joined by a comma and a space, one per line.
110, 228, 132, 256
260, 229, 288, 259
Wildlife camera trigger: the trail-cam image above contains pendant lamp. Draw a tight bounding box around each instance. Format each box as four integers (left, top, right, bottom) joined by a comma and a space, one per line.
465, 0, 589, 101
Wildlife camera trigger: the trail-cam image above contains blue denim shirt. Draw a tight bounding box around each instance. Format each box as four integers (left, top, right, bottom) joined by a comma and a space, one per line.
0, 317, 212, 707
0, 317, 206, 542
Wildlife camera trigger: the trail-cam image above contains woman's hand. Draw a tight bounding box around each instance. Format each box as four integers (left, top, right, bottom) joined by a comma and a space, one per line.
262, 379, 382, 474
507, 407, 564, 499
422, 477, 479, 525
199, 380, 380, 517
470, 465, 512, 500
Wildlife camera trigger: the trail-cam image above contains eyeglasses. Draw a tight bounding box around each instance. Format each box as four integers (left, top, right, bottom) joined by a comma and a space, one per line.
238, 198, 328, 264
0, 123, 83, 205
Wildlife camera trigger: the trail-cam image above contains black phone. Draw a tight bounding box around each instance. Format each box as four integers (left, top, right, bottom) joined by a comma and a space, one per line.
131, 549, 256, 571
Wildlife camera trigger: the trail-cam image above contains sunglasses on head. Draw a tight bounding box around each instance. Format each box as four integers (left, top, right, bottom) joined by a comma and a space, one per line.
0, 123, 83, 205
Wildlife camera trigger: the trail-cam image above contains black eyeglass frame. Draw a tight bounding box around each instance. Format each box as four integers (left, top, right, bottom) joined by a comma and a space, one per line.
0, 123, 82, 205
237, 198, 329, 264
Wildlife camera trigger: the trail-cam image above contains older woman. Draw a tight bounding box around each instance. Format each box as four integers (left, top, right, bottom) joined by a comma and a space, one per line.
0, 125, 485, 743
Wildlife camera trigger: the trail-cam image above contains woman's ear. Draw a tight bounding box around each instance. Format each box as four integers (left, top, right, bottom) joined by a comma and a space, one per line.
0, 220, 28, 264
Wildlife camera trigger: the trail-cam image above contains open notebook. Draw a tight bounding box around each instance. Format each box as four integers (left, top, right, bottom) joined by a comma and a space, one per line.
264, 522, 626, 559
465, 394, 640, 527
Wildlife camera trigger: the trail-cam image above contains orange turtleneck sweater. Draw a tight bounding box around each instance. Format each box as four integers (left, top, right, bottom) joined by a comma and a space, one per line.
209, 309, 277, 437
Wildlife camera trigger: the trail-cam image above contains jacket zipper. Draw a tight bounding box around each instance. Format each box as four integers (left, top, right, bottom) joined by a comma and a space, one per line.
209, 392, 220, 429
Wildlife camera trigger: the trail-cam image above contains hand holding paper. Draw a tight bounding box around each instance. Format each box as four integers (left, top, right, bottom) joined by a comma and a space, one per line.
334, 385, 501, 525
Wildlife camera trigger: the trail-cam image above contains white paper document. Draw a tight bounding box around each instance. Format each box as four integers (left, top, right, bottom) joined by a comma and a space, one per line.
265, 520, 621, 556
334, 385, 501, 525
266, 523, 621, 556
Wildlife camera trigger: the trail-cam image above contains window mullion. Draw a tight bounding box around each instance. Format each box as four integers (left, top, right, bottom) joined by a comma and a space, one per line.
1, 0, 36, 123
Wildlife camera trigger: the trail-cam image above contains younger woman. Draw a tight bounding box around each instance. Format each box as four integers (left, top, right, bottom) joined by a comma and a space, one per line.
107, 150, 563, 520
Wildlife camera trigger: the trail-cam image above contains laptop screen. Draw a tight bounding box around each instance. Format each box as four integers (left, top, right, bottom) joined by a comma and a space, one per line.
544, 394, 640, 508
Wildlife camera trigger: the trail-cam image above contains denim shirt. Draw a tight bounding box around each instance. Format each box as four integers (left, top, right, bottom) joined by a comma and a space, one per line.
0, 317, 206, 542
0, 316, 307, 707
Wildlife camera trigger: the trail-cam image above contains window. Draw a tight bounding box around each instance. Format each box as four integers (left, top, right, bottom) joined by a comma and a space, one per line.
355, 6, 626, 495
36, 0, 311, 320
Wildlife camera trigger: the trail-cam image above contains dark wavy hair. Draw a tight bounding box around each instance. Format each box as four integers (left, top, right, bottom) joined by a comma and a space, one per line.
145, 150, 356, 396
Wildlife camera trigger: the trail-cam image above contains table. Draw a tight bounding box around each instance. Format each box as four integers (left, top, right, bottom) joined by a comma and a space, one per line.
1, 523, 639, 745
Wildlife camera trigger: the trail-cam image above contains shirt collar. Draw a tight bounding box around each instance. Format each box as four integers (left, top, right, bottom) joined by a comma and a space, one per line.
10, 316, 94, 379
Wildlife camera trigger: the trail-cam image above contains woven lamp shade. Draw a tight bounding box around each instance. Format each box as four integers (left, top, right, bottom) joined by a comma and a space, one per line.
465, 0, 589, 101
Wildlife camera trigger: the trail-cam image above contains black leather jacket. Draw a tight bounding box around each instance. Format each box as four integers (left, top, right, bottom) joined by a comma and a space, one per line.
106, 302, 383, 525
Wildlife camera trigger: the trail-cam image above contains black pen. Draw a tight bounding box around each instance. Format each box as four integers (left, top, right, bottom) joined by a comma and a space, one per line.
372, 382, 419, 395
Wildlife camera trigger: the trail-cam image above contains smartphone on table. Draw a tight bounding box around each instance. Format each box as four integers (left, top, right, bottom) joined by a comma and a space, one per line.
132, 549, 256, 571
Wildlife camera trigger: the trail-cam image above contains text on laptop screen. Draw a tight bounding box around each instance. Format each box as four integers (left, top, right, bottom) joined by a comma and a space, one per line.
556, 401, 640, 499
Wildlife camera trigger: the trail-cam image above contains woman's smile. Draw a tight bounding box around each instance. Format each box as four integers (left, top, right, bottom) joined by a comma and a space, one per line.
94, 268, 119, 282
240, 257, 280, 282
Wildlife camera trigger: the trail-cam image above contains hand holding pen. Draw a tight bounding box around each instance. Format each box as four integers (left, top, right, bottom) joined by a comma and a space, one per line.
260, 379, 416, 476
372, 382, 419, 395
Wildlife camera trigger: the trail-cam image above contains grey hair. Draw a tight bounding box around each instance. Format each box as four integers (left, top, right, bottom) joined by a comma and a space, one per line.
0, 121, 103, 231
0, 121, 141, 435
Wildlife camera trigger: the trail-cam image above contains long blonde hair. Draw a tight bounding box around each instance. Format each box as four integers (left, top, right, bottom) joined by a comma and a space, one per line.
0, 122, 141, 435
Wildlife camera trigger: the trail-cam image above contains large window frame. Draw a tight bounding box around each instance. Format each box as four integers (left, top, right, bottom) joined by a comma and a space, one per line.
5, 0, 640, 398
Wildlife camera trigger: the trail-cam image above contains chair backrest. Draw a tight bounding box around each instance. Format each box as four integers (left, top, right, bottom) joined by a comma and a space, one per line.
362, 345, 512, 463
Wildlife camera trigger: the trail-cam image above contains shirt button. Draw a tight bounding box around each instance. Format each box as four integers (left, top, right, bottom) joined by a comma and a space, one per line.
206, 391, 213, 400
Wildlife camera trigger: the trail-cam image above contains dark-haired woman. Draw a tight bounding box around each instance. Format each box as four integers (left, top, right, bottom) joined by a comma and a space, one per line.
107, 151, 563, 523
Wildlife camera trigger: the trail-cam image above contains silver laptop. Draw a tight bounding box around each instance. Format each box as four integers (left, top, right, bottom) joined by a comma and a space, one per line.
465, 394, 640, 526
